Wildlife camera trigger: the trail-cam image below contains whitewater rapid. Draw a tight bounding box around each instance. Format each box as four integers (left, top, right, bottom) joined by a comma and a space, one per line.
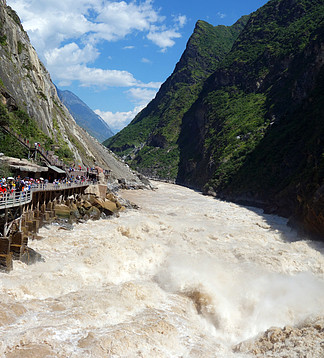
0, 181, 323, 357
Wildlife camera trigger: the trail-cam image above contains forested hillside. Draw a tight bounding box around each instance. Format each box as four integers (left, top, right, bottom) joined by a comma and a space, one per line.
105, 16, 249, 179
106, 0, 324, 238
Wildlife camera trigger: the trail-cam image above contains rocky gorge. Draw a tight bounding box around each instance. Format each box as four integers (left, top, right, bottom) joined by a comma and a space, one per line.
106, 0, 324, 239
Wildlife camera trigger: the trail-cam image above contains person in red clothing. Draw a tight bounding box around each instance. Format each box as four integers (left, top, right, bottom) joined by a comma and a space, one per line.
0, 185, 7, 198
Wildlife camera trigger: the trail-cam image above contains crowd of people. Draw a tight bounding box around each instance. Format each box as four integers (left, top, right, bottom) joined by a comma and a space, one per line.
0, 174, 96, 200
0, 176, 41, 196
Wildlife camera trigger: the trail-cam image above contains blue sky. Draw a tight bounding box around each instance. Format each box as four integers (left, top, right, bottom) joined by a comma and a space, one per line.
7, 0, 269, 133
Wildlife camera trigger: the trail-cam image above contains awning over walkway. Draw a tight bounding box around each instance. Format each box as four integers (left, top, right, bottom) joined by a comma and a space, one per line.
47, 165, 66, 174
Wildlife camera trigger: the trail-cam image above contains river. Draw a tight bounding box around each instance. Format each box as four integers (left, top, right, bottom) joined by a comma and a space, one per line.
0, 181, 323, 357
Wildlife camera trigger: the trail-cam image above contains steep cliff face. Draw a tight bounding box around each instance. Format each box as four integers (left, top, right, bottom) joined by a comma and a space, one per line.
0, 0, 145, 186
105, 17, 249, 179
0, 1, 66, 137
177, 0, 324, 238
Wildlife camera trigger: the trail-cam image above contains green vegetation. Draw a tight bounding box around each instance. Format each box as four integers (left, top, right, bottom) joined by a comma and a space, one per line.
134, 145, 180, 179
38, 91, 48, 101
17, 40, 24, 54
0, 130, 28, 158
0, 34, 7, 47
0, 102, 10, 126
56, 146, 74, 161
0, 162, 13, 178
106, 16, 249, 177
0, 102, 53, 159
0, 101, 76, 163
203, 89, 268, 189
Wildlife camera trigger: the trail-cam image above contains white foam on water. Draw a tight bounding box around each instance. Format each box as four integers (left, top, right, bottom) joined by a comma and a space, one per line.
0, 181, 323, 357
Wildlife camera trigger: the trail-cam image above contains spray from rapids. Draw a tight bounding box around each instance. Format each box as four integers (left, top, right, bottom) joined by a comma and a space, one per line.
0, 181, 323, 357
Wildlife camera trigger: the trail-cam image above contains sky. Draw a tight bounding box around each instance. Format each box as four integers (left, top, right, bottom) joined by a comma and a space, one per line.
7, 0, 269, 133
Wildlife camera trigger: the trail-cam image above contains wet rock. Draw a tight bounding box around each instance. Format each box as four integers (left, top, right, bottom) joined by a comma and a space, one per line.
82, 200, 93, 210
100, 212, 107, 220
54, 204, 70, 219
70, 208, 81, 219
58, 222, 74, 231
20, 247, 44, 265
87, 206, 101, 220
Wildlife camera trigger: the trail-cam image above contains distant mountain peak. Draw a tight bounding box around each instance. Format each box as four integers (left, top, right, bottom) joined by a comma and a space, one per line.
56, 87, 114, 142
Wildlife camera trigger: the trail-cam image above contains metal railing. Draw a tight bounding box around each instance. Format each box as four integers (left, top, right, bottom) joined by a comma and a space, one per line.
31, 181, 90, 192
0, 190, 32, 209
0, 181, 90, 210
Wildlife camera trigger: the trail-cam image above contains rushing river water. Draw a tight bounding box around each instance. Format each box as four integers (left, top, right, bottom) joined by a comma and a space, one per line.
0, 181, 323, 357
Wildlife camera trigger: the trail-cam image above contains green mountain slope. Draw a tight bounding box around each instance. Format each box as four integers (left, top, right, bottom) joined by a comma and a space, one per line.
106, 0, 323, 237
176, 0, 324, 237
104, 16, 249, 179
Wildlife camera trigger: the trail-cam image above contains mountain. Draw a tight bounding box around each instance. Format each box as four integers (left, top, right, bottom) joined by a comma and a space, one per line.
106, 0, 324, 238
0, 0, 146, 188
56, 88, 114, 143
104, 16, 249, 179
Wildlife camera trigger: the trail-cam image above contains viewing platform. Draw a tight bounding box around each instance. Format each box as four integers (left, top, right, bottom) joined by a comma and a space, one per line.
0, 182, 90, 210
0, 181, 92, 272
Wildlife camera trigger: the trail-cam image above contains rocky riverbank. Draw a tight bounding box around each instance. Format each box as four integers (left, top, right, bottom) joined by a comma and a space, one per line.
53, 191, 136, 223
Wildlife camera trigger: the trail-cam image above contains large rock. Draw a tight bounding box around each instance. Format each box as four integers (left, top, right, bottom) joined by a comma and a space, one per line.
86, 206, 101, 220
92, 197, 118, 215
54, 204, 71, 219
20, 247, 43, 265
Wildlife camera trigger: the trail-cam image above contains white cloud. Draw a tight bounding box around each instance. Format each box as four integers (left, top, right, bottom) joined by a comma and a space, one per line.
8, 0, 183, 53
174, 14, 187, 28
135, 81, 161, 89
93, 0, 162, 42
7, 0, 186, 87
147, 28, 181, 51
127, 87, 157, 105
95, 106, 144, 133
141, 57, 151, 63
57, 64, 139, 87
45, 43, 99, 67
44, 42, 138, 87
216, 11, 226, 19
95, 84, 159, 132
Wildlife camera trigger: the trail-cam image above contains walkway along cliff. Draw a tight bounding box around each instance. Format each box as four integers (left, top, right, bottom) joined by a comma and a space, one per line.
0, 180, 128, 272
